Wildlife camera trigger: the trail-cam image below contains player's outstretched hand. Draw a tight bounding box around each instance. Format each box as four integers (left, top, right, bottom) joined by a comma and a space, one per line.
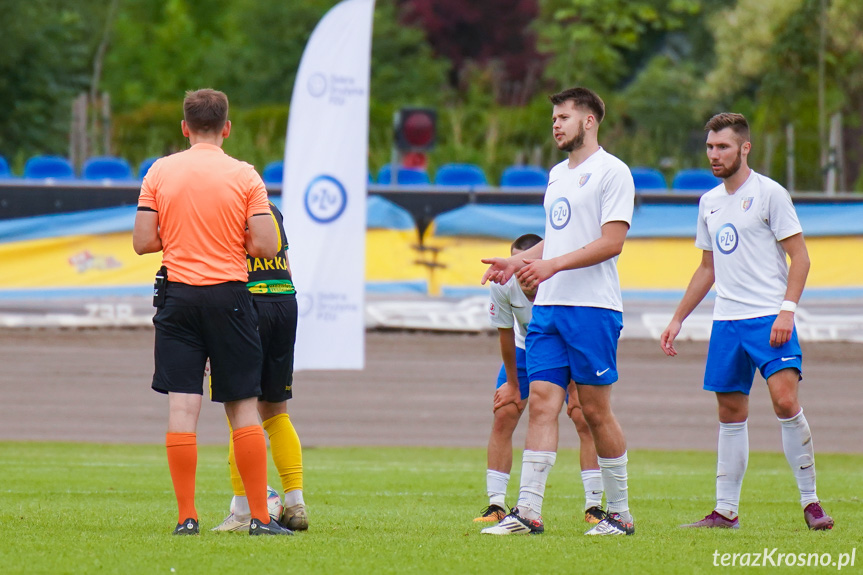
516, 258, 555, 291
481, 257, 516, 285
493, 382, 521, 412
660, 320, 681, 357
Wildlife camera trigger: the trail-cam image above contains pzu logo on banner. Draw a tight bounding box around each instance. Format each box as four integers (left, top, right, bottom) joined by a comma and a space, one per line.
304, 175, 347, 223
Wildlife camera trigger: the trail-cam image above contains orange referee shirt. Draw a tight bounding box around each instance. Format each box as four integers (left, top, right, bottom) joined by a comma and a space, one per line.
138, 143, 271, 286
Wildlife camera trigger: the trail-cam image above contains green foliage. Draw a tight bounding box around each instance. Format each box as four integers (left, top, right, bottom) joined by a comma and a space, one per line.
2, 443, 861, 574
537, 0, 701, 91
0, 1, 102, 162
614, 56, 703, 170
5, 0, 863, 191
534, 0, 711, 172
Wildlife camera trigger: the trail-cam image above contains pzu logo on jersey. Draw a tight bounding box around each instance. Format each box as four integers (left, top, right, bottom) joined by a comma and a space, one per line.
716, 223, 739, 255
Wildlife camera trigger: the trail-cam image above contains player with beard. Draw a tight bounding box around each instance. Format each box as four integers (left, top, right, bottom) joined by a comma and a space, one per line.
475, 233, 605, 526
660, 113, 833, 531
480, 87, 636, 536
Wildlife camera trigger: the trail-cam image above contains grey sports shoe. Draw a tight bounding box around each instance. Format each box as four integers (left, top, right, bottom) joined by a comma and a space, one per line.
249, 517, 294, 536
280, 503, 309, 531
211, 512, 251, 532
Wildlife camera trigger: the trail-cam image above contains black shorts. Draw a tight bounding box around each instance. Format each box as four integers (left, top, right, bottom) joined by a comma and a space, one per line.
254, 295, 298, 403
152, 281, 262, 403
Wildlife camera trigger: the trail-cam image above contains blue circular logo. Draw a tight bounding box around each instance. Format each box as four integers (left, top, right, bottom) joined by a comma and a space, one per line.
297, 294, 314, 317
304, 175, 347, 223
307, 73, 327, 98
715, 223, 738, 254
549, 197, 571, 230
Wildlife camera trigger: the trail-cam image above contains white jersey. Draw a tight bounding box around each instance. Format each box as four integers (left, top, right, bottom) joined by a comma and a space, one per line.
696, 170, 803, 320
488, 276, 534, 349
536, 148, 634, 311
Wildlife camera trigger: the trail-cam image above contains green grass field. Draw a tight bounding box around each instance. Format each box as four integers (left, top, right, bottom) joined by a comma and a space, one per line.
2, 443, 860, 574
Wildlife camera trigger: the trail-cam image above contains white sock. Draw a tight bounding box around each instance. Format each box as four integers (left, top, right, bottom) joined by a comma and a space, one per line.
581, 469, 603, 510
231, 495, 251, 519
284, 489, 304, 508
516, 450, 556, 520
778, 409, 818, 507
486, 469, 509, 508
599, 452, 631, 522
716, 420, 748, 519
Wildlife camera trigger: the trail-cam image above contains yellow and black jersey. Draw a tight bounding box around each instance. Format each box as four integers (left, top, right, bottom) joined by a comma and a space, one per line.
246, 201, 296, 298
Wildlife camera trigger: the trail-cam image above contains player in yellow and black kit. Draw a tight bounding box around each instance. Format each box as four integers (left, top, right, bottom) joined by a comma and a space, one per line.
213, 199, 309, 532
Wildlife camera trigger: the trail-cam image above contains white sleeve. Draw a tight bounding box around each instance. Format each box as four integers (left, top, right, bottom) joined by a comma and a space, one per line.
600, 162, 635, 227
488, 282, 514, 329
765, 183, 803, 241
694, 198, 712, 251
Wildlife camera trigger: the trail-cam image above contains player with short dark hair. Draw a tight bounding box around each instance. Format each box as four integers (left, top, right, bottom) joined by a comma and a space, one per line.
133, 88, 292, 536
480, 86, 635, 536
475, 233, 605, 526
661, 112, 833, 531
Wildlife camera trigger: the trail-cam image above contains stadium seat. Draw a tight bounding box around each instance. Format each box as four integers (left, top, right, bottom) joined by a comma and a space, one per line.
671, 168, 721, 193
434, 163, 488, 187
262, 161, 283, 185
0, 155, 11, 179
23, 155, 75, 180
138, 156, 160, 179
81, 156, 134, 181
500, 165, 547, 188
376, 165, 430, 185
631, 167, 667, 193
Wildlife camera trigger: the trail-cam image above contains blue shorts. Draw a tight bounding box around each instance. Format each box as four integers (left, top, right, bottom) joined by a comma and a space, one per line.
704, 316, 802, 395
525, 305, 623, 389
496, 346, 530, 399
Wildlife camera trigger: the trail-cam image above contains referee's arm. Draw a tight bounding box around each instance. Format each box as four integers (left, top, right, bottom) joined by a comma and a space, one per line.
133, 208, 163, 254
245, 212, 279, 259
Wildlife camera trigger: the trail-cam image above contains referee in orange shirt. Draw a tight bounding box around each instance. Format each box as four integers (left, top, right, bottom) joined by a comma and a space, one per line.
133, 88, 292, 536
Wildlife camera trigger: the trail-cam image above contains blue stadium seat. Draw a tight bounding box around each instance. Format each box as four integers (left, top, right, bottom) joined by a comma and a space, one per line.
434, 163, 488, 187
631, 167, 667, 193
0, 155, 11, 179
671, 168, 721, 193
23, 155, 75, 180
376, 165, 430, 185
138, 157, 160, 179
500, 165, 547, 188
82, 156, 134, 181
262, 161, 283, 185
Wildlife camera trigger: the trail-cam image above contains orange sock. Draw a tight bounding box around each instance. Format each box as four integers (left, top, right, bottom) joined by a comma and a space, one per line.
232, 425, 269, 522
166, 432, 197, 523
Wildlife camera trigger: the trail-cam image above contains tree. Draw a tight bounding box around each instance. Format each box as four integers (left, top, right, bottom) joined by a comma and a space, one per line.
537, 0, 701, 92
400, 0, 544, 104
827, 0, 863, 189
703, 0, 863, 191
0, 1, 103, 163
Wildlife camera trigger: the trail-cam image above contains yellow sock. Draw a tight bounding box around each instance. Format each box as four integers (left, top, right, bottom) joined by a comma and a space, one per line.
263, 413, 303, 493
226, 419, 245, 496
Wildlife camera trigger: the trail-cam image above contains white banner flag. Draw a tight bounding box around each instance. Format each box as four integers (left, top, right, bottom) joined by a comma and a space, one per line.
282, 0, 374, 370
